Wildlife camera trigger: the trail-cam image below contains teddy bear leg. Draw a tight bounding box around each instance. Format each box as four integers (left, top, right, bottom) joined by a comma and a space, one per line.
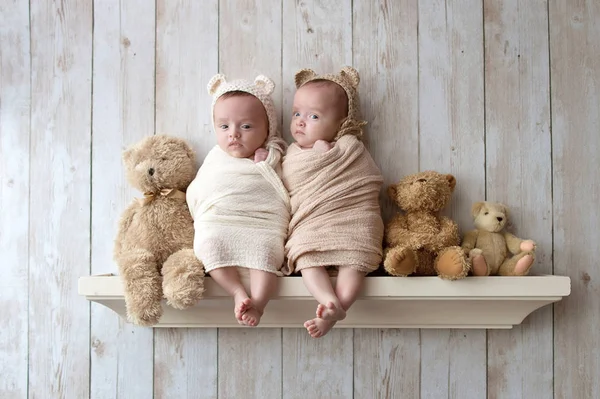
383, 246, 418, 277
162, 248, 205, 309
118, 249, 163, 326
497, 251, 535, 276
434, 246, 470, 280
469, 249, 490, 276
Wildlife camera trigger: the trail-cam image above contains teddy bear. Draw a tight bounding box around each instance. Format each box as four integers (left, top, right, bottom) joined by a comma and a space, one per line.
383, 170, 470, 280
461, 201, 536, 276
114, 135, 205, 326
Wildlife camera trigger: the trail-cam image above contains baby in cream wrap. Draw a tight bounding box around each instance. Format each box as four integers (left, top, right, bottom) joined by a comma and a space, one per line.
186, 74, 290, 327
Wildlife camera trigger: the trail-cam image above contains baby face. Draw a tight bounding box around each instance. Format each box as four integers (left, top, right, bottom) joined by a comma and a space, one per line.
290, 82, 348, 149
214, 94, 268, 158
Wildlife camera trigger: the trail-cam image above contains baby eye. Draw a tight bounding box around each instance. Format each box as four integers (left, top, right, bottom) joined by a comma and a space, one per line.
293, 111, 300, 117
241, 124, 251, 129
309, 114, 319, 120
219, 124, 228, 130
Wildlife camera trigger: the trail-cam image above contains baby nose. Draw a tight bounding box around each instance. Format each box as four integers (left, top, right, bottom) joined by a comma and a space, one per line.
496, 216, 503, 222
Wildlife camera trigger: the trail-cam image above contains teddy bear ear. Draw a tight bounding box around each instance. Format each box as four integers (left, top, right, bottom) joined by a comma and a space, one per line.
445, 174, 457, 191
122, 146, 137, 167
471, 202, 485, 218
207, 73, 227, 95
254, 75, 275, 95
295, 69, 317, 88
497, 202, 509, 217
387, 184, 397, 200
339, 66, 360, 89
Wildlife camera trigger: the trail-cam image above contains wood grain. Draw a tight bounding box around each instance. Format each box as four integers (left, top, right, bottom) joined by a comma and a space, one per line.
418, 1, 486, 398
217, 0, 284, 394
90, 0, 155, 397
28, 0, 92, 397
550, 0, 600, 398
352, 1, 422, 397
0, 0, 30, 397
282, 2, 355, 396
484, 1, 553, 398
154, 1, 219, 397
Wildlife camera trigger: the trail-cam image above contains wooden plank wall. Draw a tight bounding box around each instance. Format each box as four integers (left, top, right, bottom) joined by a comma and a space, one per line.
0, 0, 598, 398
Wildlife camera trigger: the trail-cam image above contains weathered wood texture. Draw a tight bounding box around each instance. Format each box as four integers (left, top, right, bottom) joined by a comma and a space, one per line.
0, 0, 30, 397
90, 1, 156, 397
153, 1, 219, 397
485, 1, 554, 398
1, 0, 597, 398
28, 0, 92, 397
550, 0, 600, 398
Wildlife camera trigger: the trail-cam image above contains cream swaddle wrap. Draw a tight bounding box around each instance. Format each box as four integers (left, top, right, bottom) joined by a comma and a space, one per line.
187, 74, 290, 275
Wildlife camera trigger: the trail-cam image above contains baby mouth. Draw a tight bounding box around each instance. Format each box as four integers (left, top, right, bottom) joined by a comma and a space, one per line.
229, 142, 242, 147
294, 130, 305, 135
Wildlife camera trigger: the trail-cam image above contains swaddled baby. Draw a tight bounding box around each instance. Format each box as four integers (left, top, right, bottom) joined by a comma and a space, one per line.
281, 66, 384, 338
186, 74, 290, 327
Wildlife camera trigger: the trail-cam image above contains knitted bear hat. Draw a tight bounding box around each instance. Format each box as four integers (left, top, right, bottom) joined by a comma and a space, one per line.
294, 66, 367, 140
207, 73, 286, 164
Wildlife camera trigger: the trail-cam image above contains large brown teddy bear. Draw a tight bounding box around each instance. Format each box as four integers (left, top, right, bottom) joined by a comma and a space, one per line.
114, 135, 205, 326
462, 201, 536, 276
383, 171, 470, 280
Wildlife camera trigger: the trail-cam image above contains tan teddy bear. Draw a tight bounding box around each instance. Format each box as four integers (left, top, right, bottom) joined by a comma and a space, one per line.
383, 171, 470, 280
114, 135, 205, 326
462, 201, 536, 276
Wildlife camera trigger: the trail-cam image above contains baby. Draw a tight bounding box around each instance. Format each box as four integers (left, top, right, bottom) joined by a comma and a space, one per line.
186, 74, 290, 326
281, 67, 384, 338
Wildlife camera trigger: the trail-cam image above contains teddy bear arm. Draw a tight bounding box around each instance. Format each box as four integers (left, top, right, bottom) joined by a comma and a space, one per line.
385, 214, 410, 246
461, 230, 479, 252
503, 232, 523, 255
437, 216, 460, 247
113, 203, 139, 259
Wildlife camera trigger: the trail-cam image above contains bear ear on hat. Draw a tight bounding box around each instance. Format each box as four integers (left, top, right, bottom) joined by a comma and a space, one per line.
339, 66, 360, 89
295, 69, 317, 88
207, 74, 227, 95
254, 75, 275, 95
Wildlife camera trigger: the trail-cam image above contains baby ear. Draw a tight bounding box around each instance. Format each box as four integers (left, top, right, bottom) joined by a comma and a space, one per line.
295, 69, 317, 88
471, 202, 486, 218
254, 75, 275, 95
207, 74, 227, 95
339, 66, 360, 89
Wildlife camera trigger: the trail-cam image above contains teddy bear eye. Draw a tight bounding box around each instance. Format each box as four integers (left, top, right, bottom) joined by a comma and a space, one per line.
484, 212, 489, 215
161, 157, 167, 161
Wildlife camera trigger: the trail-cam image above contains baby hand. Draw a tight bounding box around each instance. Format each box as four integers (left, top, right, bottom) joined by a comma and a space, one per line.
313, 140, 333, 153
253, 148, 268, 163
520, 240, 536, 252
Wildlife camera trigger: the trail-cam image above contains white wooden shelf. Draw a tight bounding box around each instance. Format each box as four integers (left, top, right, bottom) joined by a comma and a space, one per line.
78, 274, 570, 329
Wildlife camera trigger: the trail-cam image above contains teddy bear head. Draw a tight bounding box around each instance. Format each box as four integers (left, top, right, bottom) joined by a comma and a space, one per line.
122, 135, 196, 193
388, 170, 456, 213
471, 201, 509, 233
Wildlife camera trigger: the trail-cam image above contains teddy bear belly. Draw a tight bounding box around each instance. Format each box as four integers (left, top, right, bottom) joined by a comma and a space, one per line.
477, 234, 507, 272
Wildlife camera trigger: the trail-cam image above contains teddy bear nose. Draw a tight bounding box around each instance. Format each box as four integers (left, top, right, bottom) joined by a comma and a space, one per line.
148, 168, 155, 176
497, 217, 503, 222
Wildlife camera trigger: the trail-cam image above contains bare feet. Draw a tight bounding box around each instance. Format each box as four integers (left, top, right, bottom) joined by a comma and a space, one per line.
316, 302, 346, 321
234, 295, 251, 324
304, 318, 337, 338
241, 306, 263, 327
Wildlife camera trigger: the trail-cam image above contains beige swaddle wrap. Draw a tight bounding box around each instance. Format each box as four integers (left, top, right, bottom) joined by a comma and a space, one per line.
281, 135, 384, 274
187, 145, 290, 274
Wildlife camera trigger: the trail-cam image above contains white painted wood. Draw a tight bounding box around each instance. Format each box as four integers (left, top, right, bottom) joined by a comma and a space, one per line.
484, 1, 554, 398
216, 0, 284, 394
28, 0, 92, 397
0, 0, 30, 396
550, 1, 600, 398
154, 1, 219, 397
281, 2, 354, 395
90, 1, 155, 397
352, 0, 421, 396
417, 1, 487, 398
79, 275, 570, 328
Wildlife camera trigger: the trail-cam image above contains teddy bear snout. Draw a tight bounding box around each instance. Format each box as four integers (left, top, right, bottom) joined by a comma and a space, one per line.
148, 168, 155, 176
496, 216, 503, 222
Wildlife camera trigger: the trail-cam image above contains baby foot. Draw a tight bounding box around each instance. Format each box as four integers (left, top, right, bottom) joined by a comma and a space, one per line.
234, 296, 251, 324
313, 140, 333, 153
304, 318, 336, 338
316, 302, 346, 321
241, 306, 263, 327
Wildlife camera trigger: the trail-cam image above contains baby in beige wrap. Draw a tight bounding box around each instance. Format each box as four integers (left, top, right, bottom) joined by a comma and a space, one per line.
186, 74, 290, 327
281, 67, 384, 338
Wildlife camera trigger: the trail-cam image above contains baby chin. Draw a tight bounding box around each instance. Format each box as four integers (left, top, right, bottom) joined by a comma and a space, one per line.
223, 143, 253, 158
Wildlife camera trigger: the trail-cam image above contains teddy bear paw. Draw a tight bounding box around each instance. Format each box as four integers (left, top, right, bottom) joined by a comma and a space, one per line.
435, 246, 469, 280
126, 298, 163, 326
384, 247, 417, 276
